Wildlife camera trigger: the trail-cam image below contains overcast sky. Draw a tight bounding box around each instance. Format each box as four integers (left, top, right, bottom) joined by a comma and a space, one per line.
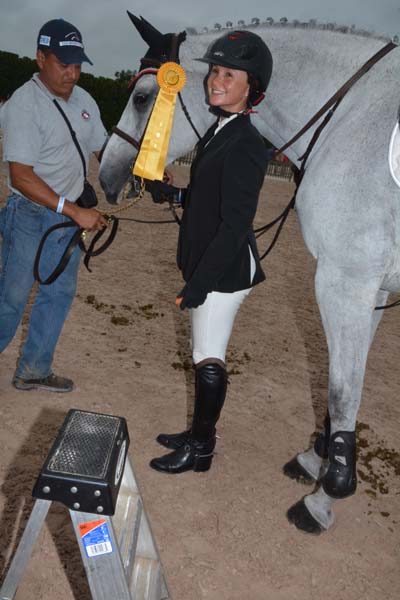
1, 0, 399, 78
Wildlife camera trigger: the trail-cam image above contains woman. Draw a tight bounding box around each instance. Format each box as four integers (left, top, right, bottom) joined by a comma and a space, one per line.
149, 30, 273, 474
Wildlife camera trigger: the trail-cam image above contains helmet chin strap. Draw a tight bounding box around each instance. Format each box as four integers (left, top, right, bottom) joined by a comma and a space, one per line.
208, 105, 240, 118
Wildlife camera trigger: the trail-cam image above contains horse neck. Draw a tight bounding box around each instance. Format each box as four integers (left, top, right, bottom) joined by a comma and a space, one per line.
199, 26, 386, 163
175, 27, 389, 162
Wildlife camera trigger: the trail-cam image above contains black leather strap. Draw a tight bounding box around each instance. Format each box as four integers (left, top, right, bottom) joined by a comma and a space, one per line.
81, 216, 119, 272
53, 99, 87, 178
34, 216, 119, 284
34, 221, 81, 285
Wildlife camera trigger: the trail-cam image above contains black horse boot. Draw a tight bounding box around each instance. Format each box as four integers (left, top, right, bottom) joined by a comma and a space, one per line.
313, 413, 331, 459
150, 363, 227, 474
322, 430, 357, 498
283, 413, 331, 483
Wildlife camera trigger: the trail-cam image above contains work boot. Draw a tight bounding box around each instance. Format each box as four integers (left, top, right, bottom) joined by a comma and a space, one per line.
150, 363, 227, 474
12, 373, 74, 393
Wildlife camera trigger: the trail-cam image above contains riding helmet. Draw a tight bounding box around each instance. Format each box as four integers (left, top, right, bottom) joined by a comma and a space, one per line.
196, 30, 273, 93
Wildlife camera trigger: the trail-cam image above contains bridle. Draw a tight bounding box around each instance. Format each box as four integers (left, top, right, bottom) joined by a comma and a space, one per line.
110, 39, 202, 157
93, 35, 398, 312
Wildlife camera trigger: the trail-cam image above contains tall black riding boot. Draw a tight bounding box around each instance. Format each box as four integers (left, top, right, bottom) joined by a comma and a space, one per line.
150, 363, 227, 474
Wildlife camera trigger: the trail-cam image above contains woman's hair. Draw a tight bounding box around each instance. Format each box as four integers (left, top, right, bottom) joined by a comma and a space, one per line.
247, 73, 262, 106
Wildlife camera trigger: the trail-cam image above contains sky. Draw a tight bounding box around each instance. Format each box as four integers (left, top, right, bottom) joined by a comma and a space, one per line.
1, 0, 399, 78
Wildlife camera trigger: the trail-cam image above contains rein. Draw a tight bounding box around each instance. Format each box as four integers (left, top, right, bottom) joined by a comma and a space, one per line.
34, 216, 119, 285
255, 40, 397, 261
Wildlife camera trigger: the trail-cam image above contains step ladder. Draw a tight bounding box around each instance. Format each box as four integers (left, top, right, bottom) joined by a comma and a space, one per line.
0, 409, 170, 600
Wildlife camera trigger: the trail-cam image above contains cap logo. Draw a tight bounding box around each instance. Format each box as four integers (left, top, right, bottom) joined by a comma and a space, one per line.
39, 35, 51, 46
213, 51, 224, 56
59, 41, 84, 48
66, 31, 80, 41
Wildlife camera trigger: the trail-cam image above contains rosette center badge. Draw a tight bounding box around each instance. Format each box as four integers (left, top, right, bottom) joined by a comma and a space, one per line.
157, 62, 186, 94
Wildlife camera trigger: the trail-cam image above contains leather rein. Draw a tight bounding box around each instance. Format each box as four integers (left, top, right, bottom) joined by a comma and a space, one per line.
254, 40, 397, 260
35, 39, 396, 286
114, 41, 397, 266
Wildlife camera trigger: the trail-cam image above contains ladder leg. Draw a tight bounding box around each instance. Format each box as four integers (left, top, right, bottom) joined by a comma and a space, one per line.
69, 510, 133, 600
122, 459, 171, 599
0, 499, 51, 600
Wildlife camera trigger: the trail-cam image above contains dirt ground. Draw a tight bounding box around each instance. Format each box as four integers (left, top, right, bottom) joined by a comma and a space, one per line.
0, 152, 399, 600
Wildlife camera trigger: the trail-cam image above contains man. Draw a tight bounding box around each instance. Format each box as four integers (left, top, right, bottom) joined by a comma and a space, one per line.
0, 18, 108, 392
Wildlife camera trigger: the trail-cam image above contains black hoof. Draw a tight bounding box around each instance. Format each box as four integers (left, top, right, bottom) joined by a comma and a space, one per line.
287, 499, 325, 535
283, 457, 316, 485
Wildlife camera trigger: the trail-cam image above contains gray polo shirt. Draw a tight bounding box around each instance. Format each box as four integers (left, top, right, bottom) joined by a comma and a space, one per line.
2, 73, 107, 202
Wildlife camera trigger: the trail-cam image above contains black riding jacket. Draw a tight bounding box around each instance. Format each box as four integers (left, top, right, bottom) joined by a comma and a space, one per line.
177, 113, 268, 295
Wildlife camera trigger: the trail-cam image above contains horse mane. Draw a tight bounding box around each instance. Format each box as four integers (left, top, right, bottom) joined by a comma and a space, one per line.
187, 19, 392, 43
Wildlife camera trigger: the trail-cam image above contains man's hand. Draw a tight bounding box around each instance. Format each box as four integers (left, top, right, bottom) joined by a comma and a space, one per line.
70, 206, 109, 231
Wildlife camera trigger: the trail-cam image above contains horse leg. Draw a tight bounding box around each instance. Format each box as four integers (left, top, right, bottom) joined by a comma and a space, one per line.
287, 262, 385, 533
283, 414, 330, 484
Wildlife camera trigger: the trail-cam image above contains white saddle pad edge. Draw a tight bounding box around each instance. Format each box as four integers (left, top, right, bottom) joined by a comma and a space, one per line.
389, 122, 400, 189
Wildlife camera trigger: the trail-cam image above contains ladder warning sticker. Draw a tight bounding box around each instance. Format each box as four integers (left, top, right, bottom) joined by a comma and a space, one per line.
79, 519, 113, 558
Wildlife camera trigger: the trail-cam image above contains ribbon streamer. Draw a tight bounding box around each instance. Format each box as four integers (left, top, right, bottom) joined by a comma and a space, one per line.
133, 62, 186, 181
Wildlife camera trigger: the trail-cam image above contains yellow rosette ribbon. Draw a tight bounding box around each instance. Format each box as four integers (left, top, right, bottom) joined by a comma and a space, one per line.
133, 62, 186, 181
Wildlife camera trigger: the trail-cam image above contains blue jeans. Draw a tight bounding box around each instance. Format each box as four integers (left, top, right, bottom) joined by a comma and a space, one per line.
0, 194, 81, 379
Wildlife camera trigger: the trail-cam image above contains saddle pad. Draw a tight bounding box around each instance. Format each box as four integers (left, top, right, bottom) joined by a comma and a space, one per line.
389, 122, 400, 189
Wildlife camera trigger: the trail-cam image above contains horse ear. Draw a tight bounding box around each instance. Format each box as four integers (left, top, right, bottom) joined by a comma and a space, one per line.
178, 31, 187, 45
127, 12, 164, 47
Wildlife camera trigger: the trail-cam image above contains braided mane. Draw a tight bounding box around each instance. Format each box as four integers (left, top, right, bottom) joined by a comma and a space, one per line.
187, 19, 392, 43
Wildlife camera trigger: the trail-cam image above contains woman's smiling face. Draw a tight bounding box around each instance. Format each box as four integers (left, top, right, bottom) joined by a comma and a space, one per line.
207, 65, 249, 113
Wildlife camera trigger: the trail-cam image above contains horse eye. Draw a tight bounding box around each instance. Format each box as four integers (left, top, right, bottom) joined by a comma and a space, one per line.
133, 93, 148, 107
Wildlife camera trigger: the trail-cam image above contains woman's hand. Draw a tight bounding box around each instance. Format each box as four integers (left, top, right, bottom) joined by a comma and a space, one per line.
176, 285, 208, 310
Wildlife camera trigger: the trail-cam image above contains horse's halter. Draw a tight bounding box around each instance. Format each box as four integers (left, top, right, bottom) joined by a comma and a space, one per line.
110, 34, 201, 157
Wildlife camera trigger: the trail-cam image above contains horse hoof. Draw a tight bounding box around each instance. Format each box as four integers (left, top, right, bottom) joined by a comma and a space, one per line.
283, 457, 315, 485
287, 499, 325, 535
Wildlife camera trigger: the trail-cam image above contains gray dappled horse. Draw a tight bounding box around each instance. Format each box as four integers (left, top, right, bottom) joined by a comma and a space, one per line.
99, 14, 400, 533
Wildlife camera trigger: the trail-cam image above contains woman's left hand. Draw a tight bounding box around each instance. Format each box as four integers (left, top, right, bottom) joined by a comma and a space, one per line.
176, 285, 208, 310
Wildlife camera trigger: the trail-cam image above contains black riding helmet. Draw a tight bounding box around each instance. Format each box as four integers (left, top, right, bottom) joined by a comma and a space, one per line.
196, 30, 273, 101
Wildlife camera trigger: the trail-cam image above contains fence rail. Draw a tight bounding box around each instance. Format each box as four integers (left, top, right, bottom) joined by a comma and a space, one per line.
174, 151, 294, 181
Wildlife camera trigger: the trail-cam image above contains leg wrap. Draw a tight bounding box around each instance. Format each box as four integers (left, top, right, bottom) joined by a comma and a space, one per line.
322, 430, 357, 499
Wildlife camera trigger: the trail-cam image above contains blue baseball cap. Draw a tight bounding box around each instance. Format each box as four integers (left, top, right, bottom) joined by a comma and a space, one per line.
37, 19, 93, 65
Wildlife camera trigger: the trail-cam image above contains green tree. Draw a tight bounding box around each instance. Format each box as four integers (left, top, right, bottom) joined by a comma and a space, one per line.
0, 50, 130, 131
114, 69, 136, 84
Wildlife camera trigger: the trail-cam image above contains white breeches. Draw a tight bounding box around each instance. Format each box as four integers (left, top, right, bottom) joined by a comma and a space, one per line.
190, 287, 252, 364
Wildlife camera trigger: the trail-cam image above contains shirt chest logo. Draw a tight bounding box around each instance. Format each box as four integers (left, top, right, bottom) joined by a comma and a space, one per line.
81, 109, 90, 120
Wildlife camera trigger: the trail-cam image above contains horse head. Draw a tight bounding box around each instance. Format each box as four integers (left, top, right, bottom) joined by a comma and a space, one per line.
99, 13, 199, 204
